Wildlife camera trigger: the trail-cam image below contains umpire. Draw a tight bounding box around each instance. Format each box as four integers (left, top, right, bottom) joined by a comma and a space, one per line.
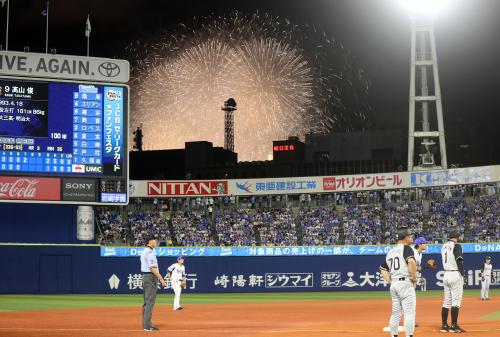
141, 237, 167, 331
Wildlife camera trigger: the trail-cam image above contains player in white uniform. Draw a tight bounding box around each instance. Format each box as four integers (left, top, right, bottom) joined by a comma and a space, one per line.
412, 237, 427, 291
440, 227, 466, 333
380, 227, 417, 337
167, 256, 186, 311
480, 256, 493, 300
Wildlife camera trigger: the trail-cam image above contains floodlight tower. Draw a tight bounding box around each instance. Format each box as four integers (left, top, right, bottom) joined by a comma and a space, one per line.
401, 0, 448, 171
221, 98, 237, 152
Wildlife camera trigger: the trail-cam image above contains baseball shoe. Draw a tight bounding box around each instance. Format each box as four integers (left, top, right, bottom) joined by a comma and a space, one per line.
449, 325, 465, 333
440, 324, 450, 332
143, 326, 160, 331
174, 307, 183, 311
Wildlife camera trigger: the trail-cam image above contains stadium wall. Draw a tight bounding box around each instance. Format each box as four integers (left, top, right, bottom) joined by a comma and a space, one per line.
0, 245, 497, 294
0, 203, 79, 244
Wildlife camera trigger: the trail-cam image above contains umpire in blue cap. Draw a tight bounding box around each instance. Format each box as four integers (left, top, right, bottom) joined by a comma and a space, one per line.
140, 236, 167, 331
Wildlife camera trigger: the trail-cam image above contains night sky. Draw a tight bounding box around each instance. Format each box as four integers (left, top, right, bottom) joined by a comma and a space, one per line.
2, 0, 499, 165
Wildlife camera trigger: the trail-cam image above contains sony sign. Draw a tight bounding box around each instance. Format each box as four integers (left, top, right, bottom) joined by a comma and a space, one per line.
0, 51, 129, 83
62, 178, 97, 202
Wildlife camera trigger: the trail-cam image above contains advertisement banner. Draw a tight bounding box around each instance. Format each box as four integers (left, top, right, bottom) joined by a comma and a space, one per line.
0, 176, 60, 201
0, 51, 130, 83
100, 243, 500, 258
76, 206, 94, 241
103, 86, 124, 176
129, 165, 500, 198
230, 177, 322, 196
62, 178, 97, 202
411, 166, 493, 187
0, 245, 496, 294
147, 180, 228, 197
323, 172, 409, 192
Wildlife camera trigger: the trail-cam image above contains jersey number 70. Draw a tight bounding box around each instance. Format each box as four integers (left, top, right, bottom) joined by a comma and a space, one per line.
388, 257, 401, 271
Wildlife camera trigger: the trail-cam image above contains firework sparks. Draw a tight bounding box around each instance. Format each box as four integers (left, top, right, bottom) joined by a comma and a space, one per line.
128, 12, 371, 161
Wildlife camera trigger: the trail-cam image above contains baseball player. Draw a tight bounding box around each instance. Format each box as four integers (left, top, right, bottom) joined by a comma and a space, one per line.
167, 256, 187, 311
480, 256, 493, 300
413, 237, 427, 291
380, 227, 417, 337
440, 227, 466, 333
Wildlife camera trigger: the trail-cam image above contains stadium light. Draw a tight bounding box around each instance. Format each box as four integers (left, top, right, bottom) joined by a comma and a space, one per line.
399, 0, 450, 15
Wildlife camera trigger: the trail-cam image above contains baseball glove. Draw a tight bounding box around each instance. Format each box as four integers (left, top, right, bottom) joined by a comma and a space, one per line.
425, 259, 437, 269
181, 279, 187, 289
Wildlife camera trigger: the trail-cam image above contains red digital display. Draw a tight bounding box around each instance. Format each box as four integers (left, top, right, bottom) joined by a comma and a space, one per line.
273, 144, 295, 152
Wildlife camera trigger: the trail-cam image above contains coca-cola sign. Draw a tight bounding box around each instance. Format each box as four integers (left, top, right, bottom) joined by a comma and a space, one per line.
0, 176, 61, 201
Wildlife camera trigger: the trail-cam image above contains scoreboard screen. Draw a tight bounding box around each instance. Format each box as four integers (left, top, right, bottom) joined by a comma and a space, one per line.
0, 77, 128, 205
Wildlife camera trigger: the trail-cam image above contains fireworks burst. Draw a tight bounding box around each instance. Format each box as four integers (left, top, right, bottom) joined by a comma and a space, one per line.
128, 12, 371, 161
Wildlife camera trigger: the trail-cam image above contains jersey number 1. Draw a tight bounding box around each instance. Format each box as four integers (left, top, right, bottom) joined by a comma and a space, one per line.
389, 257, 401, 271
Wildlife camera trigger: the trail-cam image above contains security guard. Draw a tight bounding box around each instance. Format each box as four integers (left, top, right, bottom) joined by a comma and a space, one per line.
141, 237, 167, 331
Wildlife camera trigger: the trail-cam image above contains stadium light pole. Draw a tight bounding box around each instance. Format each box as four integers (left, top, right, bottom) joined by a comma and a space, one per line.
400, 0, 449, 171
221, 98, 237, 153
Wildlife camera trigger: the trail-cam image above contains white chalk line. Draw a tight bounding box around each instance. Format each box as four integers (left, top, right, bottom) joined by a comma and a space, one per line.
1, 327, 500, 333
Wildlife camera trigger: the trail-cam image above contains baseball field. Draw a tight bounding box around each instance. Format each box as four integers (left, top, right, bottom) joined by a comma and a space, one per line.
0, 290, 498, 337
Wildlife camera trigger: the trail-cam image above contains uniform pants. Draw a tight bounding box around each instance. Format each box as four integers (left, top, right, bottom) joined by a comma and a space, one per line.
443, 272, 463, 308
481, 277, 491, 299
417, 273, 427, 291
390, 280, 416, 337
172, 280, 182, 309
142, 274, 158, 329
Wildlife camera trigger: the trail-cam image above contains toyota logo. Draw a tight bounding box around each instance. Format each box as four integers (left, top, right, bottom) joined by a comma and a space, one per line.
98, 62, 120, 78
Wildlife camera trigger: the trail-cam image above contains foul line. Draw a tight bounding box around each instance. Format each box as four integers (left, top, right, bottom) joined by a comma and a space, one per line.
0, 327, 369, 333
1, 327, 500, 333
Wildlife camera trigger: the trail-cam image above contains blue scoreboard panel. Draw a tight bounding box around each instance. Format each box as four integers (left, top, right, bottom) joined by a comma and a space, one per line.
0, 78, 128, 204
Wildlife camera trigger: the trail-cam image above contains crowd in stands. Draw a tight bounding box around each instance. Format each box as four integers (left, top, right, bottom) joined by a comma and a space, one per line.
129, 211, 171, 246
97, 210, 128, 245
215, 209, 256, 246
255, 208, 297, 246
171, 210, 215, 246
299, 207, 341, 245
342, 205, 383, 245
426, 198, 468, 243
97, 187, 500, 247
466, 195, 500, 242
384, 202, 425, 243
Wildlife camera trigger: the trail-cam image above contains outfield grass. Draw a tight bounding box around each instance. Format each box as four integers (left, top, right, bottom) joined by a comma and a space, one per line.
0, 289, 497, 312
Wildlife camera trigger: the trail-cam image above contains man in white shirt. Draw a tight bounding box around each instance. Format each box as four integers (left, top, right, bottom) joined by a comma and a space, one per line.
167, 256, 186, 310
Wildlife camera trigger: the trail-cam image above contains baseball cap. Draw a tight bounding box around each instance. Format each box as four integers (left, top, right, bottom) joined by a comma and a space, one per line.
145, 236, 157, 244
447, 227, 461, 239
397, 227, 412, 240
415, 237, 427, 245
177, 255, 184, 261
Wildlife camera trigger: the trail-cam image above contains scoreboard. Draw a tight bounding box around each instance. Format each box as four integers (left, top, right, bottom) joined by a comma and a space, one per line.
0, 77, 128, 204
